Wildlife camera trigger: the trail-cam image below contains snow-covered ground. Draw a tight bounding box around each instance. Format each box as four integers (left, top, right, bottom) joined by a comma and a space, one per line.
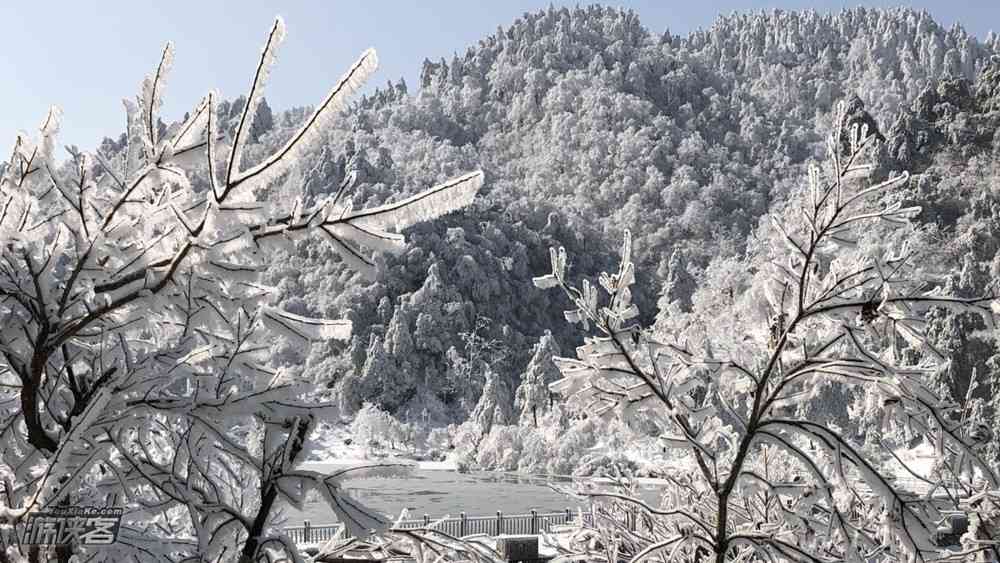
304, 419, 954, 504
304, 421, 457, 471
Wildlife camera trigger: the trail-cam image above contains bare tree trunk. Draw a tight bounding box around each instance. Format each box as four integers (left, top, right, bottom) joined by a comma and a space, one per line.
23, 358, 58, 454
238, 483, 279, 563
238, 418, 311, 563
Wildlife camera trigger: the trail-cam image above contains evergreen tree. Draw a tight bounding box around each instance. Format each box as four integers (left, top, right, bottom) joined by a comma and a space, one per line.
470, 367, 514, 437
514, 331, 561, 426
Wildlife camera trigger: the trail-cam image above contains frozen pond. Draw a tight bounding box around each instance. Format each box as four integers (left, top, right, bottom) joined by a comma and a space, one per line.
278, 466, 664, 526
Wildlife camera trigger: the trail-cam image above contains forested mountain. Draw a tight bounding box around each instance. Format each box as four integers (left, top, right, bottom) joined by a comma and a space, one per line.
112, 6, 1000, 447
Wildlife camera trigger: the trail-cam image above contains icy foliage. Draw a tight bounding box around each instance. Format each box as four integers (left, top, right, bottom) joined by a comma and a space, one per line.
536, 103, 1000, 562
0, 17, 480, 563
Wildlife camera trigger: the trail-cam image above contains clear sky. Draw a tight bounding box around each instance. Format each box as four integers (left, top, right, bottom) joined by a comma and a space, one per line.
2, 1, 997, 149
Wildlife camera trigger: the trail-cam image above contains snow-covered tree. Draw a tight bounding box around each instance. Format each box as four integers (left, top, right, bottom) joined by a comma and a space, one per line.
469, 367, 513, 438
352, 402, 408, 453
514, 331, 560, 426
341, 333, 392, 412
443, 315, 509, 415
351, 402, 389, 452
0, 17, 481, 562
535, 101, 1000, 562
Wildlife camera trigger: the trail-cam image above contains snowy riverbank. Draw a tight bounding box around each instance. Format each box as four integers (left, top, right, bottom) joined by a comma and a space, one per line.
300, 458, 458, 471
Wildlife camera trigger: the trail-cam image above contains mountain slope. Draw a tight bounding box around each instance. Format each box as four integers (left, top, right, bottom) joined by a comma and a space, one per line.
238, 6, 1000, 426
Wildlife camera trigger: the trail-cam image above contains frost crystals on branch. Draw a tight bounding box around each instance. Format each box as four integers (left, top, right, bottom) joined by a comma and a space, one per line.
536, 99, 1000, 563
0, 15, 481, 563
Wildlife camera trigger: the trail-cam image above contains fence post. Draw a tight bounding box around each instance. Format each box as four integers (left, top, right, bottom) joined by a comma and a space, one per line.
565, 508, 572, 525
460, 512, 467, 537
303, 520, 311, 543
423, 514, 430, 527
531, 509, 538, 534
496, 510, 503, 536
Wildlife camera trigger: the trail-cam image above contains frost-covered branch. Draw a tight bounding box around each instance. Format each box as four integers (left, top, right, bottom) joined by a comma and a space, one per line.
0, 15, 481, 563
536, 100, 1000, 562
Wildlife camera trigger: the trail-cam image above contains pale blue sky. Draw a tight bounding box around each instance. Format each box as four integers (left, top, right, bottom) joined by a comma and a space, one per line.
2, 2, 996, 149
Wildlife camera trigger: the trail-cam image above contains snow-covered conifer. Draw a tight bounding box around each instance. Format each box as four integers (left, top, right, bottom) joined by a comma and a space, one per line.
514, 331, 561, 426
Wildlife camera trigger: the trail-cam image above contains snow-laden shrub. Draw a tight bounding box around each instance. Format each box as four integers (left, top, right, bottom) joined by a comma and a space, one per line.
474, 425, 523, 471
352, 402, 409, 452
426, 426, 452, 452
544, 418, 599, 476
572, 452, 640, 478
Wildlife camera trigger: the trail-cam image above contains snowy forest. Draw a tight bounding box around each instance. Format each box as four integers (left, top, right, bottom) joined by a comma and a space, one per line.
266, 5, 1000, 477
5, 4, 1000, 562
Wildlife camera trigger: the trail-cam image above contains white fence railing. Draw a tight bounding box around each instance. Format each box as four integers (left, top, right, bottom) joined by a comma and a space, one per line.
285, 509, 576, 545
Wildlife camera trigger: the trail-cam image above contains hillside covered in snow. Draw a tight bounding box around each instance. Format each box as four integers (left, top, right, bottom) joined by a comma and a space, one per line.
100, 5, 1000, 473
